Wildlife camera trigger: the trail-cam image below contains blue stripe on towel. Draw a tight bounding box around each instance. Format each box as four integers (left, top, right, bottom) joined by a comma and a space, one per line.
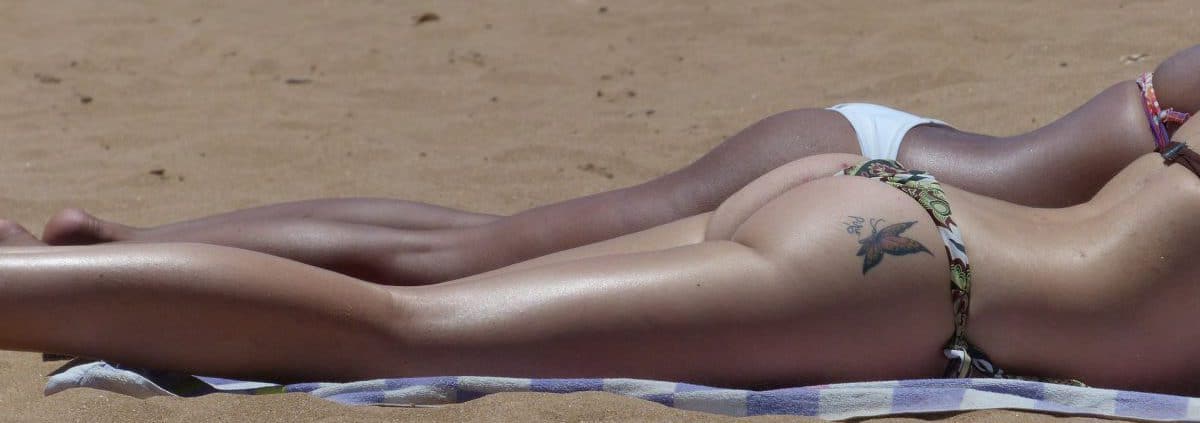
1116, 390, 1188, 420
43, 363, 1200, 421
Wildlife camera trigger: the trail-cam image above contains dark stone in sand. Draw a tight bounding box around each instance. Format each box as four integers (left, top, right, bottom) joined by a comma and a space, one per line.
414, 12, 439, 25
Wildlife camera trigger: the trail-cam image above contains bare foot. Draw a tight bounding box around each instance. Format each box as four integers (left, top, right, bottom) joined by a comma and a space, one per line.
42, 208, 134, 245
0, 219, 46, 246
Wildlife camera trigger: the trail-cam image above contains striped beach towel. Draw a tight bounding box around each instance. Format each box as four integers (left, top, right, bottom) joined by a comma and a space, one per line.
45, 362, 1200, 421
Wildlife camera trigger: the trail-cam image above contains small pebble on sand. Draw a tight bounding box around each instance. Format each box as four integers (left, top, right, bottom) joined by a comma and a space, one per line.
414, 12, 439, 25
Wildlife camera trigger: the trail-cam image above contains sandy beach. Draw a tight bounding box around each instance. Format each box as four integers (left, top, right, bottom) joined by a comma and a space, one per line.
0, 0, 1195, 420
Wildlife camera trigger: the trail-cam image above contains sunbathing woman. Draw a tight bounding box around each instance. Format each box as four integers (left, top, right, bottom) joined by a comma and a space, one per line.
4, 117, 1200, 395
38, 45, 1200, 285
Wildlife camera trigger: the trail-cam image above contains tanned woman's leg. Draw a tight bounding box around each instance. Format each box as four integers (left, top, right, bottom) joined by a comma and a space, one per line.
42, 110, 861, 285
1154, 45, 1200, 112
0, 230, 403, 381
42, 197, 500, 245
42, 46, 1200, 283
900, 45, 1200, 207
0, 176, 950, 386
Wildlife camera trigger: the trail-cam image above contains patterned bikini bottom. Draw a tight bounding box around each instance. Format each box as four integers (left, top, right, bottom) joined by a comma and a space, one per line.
841, 159, 1082, 385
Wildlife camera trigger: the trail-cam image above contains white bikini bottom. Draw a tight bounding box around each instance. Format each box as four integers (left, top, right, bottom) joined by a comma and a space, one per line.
828, 103, 951, 160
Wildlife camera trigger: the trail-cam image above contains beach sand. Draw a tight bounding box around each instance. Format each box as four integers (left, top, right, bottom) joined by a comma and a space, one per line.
0, 0, 1194, 420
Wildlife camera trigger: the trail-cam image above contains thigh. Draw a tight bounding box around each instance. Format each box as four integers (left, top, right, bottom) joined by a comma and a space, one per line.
899, 82, 1151, 207
401, 177, 954, 387
448, 213, 712, 284
663, 108, 861, 213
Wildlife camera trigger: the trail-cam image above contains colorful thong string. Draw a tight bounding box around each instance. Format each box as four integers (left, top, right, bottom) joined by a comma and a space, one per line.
1135, 72, 1190, 151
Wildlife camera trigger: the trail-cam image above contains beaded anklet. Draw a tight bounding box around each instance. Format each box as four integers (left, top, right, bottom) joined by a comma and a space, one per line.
1136, 72, 1191, 152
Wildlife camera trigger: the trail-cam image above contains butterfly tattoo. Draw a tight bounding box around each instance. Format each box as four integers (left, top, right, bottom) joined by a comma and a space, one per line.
852, 218, 931, 274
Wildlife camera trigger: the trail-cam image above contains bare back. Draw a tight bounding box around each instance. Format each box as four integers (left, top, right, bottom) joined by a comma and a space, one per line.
956, 151, 1200, 394
700, 134, 1200, 392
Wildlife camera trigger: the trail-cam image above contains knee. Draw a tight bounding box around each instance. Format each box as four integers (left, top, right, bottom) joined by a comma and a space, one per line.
375, 250, 450, 286
381, 249, 468, 286
377, 227, 505, 285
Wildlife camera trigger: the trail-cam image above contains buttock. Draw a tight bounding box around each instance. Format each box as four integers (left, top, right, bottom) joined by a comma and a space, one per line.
841, 159, 1085, 386
725, 175, 958, 381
